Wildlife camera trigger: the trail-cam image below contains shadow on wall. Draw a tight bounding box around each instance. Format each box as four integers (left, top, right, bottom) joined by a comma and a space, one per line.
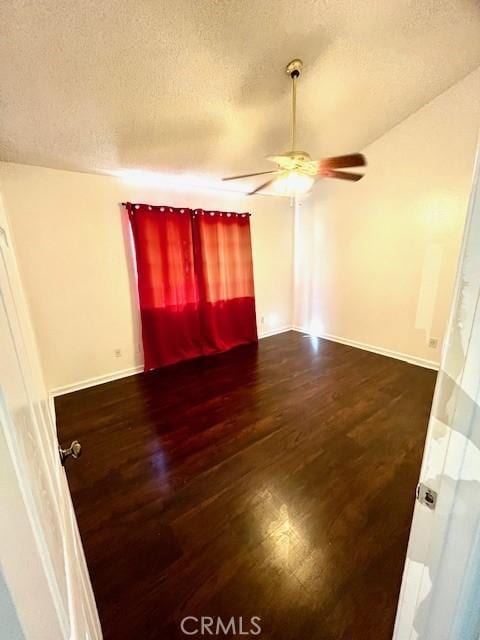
0, 568, 24, 640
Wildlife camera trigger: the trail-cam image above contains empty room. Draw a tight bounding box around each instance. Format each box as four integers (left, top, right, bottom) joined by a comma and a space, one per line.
1, 2, 480, 639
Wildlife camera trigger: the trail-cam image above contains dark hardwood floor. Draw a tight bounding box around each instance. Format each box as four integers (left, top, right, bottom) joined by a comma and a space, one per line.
56, 331, 436, 640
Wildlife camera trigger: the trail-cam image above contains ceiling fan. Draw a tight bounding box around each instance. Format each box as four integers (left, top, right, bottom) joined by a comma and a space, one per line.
223, 59, 366, 196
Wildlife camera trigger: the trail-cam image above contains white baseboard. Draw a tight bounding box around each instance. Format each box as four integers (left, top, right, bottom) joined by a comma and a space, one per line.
258, 325, 292, 339
50, 365, 144, 397
51, 326, 436, 398
50, 328, 293, 397
292, 326, 439, 371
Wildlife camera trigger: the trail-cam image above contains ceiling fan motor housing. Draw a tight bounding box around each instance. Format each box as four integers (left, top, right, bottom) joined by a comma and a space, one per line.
285, 150, 311, 162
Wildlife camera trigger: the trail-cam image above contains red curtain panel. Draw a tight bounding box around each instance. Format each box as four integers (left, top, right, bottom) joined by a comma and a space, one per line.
127, 204, 257, 371
127, 204, 203, 370
193, 209, 258, 355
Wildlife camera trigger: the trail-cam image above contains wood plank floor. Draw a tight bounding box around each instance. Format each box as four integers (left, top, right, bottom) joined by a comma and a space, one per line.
56, 331, 436, 640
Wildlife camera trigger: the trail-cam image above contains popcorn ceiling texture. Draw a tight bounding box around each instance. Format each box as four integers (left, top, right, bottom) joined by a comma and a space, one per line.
1, 0, 480, 178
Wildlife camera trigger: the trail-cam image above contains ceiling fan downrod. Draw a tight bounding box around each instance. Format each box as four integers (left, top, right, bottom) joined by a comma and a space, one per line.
286, 59, 303, 152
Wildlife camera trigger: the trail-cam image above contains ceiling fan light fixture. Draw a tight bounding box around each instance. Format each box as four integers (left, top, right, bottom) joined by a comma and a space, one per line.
273, 171, 314, 196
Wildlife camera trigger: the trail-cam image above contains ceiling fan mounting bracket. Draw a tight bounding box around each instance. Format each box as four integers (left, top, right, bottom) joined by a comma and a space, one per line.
285, 58, 303, 78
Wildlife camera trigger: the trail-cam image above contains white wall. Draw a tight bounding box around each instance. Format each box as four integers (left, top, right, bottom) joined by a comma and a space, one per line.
0, 165, 294, 392
2, 68, 478, 392
294, 67, 480, 367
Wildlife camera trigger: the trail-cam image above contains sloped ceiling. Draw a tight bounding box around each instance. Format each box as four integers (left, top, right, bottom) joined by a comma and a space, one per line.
1, 0, 480, 182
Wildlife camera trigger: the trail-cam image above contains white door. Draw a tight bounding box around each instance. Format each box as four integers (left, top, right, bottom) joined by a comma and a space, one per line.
394, 149, 480, 639
0, 197, 101, 639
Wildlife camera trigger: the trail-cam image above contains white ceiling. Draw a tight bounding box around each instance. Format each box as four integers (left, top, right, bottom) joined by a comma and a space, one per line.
1, 0, 480, 181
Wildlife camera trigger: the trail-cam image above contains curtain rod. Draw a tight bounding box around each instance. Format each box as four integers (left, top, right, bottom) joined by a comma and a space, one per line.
121, 203, 251, 216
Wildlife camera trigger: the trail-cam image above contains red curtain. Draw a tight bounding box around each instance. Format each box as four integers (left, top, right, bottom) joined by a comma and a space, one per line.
193, 209, 258, 355
127, 204, 257, 371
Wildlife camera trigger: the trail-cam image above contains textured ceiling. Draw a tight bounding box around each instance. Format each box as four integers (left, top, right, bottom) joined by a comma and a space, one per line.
1, 0, 480, 182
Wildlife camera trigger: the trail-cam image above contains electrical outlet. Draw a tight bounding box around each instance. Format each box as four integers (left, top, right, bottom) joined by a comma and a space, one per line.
114, 348, 122, 358
261, 316, 265, 324
428, 337, 439, 349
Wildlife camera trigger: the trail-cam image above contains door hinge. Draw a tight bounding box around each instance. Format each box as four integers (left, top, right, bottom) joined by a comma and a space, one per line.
416, 482, 437, 510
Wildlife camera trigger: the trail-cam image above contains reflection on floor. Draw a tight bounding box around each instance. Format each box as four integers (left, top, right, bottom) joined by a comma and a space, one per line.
56, 331, 436, 640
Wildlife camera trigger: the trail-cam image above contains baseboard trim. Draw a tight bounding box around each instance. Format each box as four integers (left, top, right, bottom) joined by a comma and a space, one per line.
51, 327, 435, 397
51, 365, 144, 397
50, 328, 294, 397
292, 326, 440, 371
258, 325, 293, 339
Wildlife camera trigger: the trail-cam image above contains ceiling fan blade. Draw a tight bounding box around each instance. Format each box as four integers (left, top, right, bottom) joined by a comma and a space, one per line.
222, 170, 279, 182
319, 153, 366, 170
266, 155, 291, 163
248, 178, 277, 195
321, 169, 364, 182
